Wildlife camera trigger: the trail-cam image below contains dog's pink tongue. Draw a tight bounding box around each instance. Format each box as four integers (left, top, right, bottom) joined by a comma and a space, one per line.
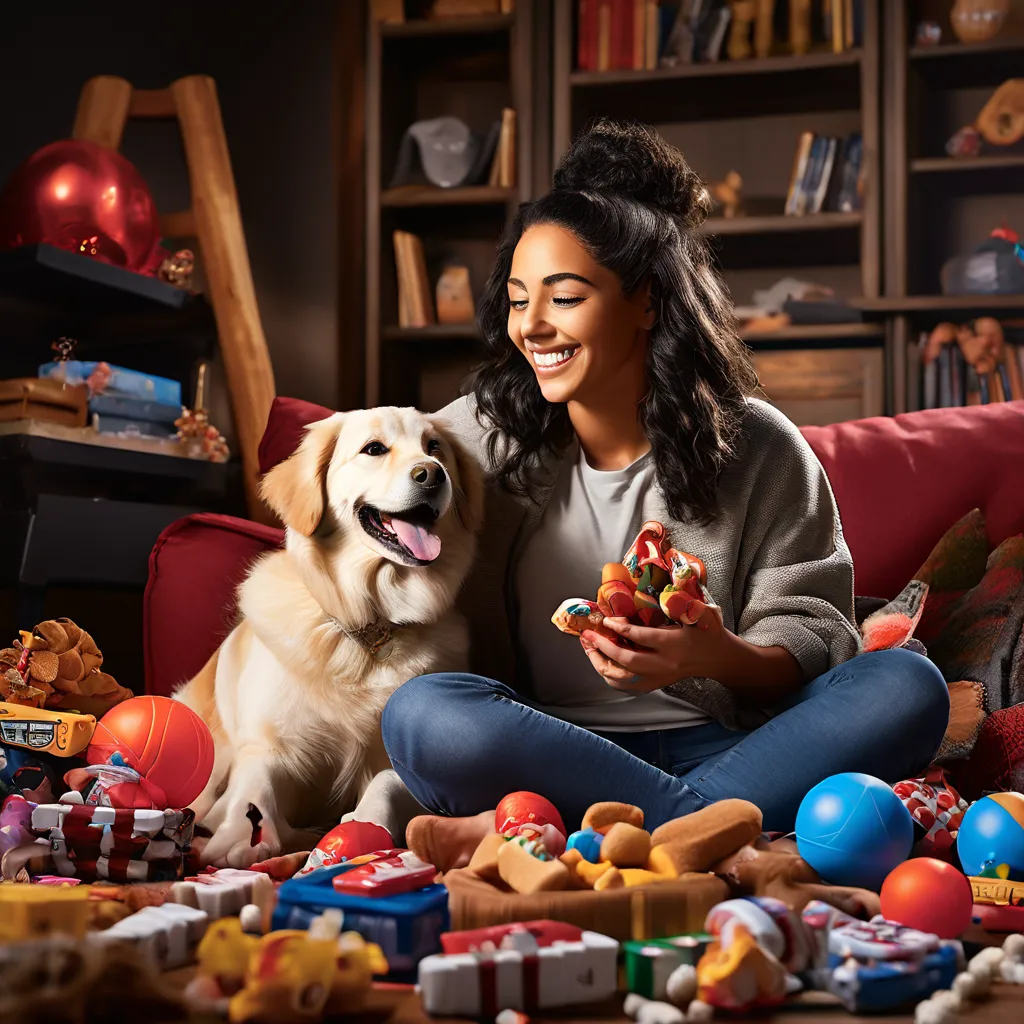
391, 518, 441, 562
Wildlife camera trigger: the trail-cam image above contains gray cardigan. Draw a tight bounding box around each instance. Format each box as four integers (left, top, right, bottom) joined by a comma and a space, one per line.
435, 394, 862, 730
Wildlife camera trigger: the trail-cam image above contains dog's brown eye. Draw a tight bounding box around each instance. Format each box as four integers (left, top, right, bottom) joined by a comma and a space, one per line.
426, 439, 442, 457
360, 441, 389, 457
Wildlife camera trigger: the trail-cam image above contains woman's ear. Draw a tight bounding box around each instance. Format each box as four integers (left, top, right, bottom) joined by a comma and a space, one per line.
260, 413, 345, 536
642, 281, 659, 332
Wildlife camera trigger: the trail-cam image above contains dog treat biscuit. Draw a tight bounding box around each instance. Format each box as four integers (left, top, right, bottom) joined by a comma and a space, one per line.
582, 801, 645, 835
600, 823, 652, 867
467, 833, 507, 884
650, 801, 763, 875
497, 837, 570, 894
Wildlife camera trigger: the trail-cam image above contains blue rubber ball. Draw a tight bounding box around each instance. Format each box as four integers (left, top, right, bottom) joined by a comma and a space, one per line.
795, 772, 914, 891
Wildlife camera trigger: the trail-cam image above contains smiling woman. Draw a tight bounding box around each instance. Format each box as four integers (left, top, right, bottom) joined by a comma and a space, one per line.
376, 118, 950, 855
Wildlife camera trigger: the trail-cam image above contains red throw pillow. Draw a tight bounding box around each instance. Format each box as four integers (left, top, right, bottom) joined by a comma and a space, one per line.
913, 509, 1024, 714
258, 396, 335, 475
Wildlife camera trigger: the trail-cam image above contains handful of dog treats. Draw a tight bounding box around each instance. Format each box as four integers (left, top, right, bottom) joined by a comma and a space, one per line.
551, 520, 715, 650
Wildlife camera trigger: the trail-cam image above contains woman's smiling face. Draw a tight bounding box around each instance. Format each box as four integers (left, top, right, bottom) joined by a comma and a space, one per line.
507, 223, 653, 406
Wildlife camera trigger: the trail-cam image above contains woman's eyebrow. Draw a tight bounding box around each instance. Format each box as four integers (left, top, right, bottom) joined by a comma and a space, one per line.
507, 272, 595, 289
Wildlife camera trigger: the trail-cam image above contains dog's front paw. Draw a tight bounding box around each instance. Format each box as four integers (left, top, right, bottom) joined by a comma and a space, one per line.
202, 812, 281, 868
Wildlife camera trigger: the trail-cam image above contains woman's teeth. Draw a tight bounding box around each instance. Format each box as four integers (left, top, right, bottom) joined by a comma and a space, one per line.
534, 347, 577, 367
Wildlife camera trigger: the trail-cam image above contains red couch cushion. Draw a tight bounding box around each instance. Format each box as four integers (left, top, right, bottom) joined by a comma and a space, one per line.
144, 513, 283, 697
259, 396, 335, 475
802, 401, 1024, 599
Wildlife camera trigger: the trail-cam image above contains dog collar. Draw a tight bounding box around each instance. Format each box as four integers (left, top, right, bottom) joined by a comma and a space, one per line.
334, 618, 395, 661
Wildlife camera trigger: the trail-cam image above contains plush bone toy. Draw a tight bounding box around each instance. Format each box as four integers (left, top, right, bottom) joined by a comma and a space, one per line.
551, 521, 716, 650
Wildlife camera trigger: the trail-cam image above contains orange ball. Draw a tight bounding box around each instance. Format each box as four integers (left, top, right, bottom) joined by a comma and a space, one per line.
87, 696, 214, 808
879, 857, 974, 939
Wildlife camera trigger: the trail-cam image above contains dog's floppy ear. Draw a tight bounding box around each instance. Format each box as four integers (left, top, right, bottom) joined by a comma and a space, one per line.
440, 427, 485, 534
260, 413, 345, 536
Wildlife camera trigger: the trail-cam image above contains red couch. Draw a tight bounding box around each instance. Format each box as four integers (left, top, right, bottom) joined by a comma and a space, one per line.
144, 397, 1024, 700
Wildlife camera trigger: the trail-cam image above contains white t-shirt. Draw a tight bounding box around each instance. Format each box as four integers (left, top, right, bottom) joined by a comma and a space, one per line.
515, 442, 709, 732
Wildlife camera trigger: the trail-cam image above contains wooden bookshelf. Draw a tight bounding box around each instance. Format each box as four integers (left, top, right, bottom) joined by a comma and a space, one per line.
364, 1, 548, 408
883, 1, 1024, 415
551, 0, 882, 427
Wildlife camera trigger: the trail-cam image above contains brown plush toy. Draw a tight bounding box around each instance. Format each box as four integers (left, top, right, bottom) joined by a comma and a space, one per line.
0, 617, 133, 716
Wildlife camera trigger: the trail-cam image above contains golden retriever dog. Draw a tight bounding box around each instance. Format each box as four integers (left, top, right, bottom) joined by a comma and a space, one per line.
174, 407, 483, 867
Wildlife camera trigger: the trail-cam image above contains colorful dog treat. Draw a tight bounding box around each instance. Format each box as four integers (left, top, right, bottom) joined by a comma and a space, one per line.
601, 823, 653, 868
551, 521, 716, 649
497, 836, 571, 895
418, 922, 619, 1018
582, 801, 645, 835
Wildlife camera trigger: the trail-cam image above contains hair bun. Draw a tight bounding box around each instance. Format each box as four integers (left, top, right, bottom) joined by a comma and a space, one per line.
553, 118, 711, 228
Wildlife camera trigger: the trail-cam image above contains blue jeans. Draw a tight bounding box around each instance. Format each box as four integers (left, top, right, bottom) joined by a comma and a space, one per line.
381, 648, 950, 834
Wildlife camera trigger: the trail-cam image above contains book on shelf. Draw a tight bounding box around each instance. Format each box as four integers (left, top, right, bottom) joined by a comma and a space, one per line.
577, 0, 863, 72
784, 130, 862, 216
393, 230, 435, 329
917, 330, 1024, 410
487, 107, 517, 188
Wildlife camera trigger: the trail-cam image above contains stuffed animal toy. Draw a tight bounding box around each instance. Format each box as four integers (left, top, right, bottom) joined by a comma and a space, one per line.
0, 617, 133, 716
551, 521, 716, 651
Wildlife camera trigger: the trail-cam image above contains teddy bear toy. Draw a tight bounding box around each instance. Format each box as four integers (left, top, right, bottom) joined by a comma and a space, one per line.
0, 617, 133, 717
551, 521, 716, 650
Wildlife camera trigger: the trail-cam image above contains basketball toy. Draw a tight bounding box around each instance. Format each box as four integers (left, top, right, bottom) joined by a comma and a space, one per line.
87, 696, 214, 808
956, 792, 1024, 879
795, 772, 914, 891
880, 857, 974, 939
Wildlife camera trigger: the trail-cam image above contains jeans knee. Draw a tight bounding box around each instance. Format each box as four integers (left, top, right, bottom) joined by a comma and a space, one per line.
875, 648, 950, 742
381, 672, 503, 766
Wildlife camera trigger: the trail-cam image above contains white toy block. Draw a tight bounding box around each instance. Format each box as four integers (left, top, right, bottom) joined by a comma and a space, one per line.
170, 868, 272, 920
92, 902, 208, 969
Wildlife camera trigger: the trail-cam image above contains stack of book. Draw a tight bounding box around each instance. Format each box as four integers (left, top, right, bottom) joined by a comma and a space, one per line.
576, 0, 864, 72
38, 361, 182, 440
784, 131, 863, 216
487, 108, 517, 189
919, 329, 1024, 409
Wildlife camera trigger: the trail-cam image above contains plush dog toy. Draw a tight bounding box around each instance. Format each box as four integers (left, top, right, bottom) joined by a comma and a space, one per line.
0, 617, 133, 716
551, 521, 716, 650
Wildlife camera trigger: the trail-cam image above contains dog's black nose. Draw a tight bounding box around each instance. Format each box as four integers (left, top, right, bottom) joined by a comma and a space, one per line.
411, 461, 445, 488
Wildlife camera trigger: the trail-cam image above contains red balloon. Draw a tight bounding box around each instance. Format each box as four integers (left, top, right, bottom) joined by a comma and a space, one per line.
495, 791, 567, 840
879, 857, 974, 939
0, 139, 162, 273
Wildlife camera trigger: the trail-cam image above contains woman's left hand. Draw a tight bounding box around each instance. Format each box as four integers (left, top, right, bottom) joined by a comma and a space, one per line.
582, 606, 725, 693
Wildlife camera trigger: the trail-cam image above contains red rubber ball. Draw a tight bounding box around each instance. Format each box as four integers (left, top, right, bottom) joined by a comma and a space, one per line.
87, 696, 214, 809
879, 857, 974, 939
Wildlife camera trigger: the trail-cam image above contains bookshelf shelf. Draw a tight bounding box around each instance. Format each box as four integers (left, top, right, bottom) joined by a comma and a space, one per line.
380, 185, 517, 208
909, 155, 1024, 174
908, 37, 1024, 60
569, 48, 862, 86
382, 324, 481, 341
381, 14, 514, 38
701, 212, 863, 236
852, 295, 1024, 315
741, 323, 883, 343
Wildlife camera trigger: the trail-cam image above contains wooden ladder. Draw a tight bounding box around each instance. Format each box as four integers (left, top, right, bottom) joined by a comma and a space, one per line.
72, 74, 276, 524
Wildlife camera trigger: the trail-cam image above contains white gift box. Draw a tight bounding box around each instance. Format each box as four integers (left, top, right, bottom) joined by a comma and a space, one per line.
418, 926, 619, 1018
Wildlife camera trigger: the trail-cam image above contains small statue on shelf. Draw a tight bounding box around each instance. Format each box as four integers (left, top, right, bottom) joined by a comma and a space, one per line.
710, 171, 744, 219
175, 362, 230, 463
157, 248, 195, 288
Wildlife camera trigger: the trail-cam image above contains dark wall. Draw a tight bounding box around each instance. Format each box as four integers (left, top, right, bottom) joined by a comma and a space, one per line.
1, 2, 342, 411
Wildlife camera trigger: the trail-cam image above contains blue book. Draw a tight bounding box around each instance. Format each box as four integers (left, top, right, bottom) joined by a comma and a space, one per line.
89, 393, 181, 426
92, 413, 177, 439
39, 361, 182, 407
836, 133, 864, 213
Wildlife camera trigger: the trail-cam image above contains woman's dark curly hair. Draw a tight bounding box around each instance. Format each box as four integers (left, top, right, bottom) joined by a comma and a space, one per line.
470, 117, 760, 524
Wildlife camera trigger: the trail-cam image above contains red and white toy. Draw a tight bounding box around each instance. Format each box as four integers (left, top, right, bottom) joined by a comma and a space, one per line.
892, 769, 969, 858
495, 792, 568, 858
418, 920, 618, 1018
